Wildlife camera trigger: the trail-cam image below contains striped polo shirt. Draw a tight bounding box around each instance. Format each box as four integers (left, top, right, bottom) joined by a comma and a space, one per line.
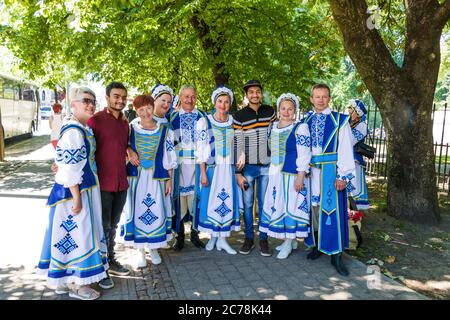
233, 104, 277, 172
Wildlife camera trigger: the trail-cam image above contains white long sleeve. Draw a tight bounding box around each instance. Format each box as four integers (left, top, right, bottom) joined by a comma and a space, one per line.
351, 121, 368, 146
55, 128, 87, 188
194, 117, 211, 164
295, 123, 312, 173
163, 128, 178, 170
336, 120, 356, 180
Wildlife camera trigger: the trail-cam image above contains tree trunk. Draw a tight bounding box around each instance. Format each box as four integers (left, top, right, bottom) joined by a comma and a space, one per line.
328, 0, 449, 224
384, 96, 440, 223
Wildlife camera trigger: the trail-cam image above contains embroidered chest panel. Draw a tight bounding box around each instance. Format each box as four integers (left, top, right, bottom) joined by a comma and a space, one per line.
212, 123, 234, 158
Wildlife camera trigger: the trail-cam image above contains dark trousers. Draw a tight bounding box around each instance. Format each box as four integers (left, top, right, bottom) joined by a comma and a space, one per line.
101, 190, 127, 260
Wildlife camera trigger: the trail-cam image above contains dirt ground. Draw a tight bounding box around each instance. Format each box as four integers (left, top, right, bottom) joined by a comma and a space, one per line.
348, 179, 450, 299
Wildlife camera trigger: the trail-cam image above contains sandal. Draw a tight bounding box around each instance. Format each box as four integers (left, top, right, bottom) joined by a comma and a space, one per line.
69, 285, 100, 300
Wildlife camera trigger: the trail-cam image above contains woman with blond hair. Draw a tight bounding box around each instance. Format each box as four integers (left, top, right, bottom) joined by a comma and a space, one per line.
38, 87, 108, 300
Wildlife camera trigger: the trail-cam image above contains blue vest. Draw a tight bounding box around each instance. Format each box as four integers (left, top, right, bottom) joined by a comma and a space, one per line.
126, 125, 170, 180
47, 124, 97, 207
281, 122, 303, 175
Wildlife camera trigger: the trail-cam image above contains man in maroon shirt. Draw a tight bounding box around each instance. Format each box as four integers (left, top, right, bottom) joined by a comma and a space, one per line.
87, 82, 131, 289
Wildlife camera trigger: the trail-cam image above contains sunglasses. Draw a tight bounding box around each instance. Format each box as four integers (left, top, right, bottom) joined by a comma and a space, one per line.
76, 98, 97, 106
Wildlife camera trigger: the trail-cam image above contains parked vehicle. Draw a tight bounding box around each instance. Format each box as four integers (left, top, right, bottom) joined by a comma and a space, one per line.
0, 73, 39, 142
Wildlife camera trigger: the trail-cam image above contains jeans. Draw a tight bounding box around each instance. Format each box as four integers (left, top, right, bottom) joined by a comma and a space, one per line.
242, 164, 270, 240
101, 190, 127, 259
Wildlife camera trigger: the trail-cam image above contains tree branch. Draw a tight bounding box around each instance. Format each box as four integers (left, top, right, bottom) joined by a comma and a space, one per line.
434, 0, 450, 28
328, 0, 400, 98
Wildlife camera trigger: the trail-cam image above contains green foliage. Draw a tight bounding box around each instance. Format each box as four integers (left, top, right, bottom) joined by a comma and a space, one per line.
1, 0, 344, 110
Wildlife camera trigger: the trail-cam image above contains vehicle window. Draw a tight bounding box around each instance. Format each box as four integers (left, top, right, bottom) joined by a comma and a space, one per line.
3, 79, 15, 100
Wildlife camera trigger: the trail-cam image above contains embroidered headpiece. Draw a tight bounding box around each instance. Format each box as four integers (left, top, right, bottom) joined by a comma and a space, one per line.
211, 86, 234, 105
277, 93, 299, 110
151, 84, 174, 100
349, 99, 367, 117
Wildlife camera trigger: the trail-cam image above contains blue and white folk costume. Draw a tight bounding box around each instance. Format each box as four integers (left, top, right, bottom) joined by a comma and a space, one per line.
260, 121, 311, 240
170, 108, 208, 232
121, 121, 177, 249
347, 100, 370, 210
195, 114, 242, 237
302, 107, 356, 255
37, 119, 108, 286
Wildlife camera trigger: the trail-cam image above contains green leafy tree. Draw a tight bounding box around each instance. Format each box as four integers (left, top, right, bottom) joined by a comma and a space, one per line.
1, 0, 344, 110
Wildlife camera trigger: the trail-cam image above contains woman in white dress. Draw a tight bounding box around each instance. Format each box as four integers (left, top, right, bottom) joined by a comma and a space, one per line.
196, 86, 242, 254
121, 94, 177, 267
347, 99, 370, 210
260, 93, 312, 259
49, 103, 64, 149
37, 87, 107, 300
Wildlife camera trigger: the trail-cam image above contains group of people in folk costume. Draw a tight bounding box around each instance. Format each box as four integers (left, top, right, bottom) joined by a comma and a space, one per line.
37, 80, 370, 300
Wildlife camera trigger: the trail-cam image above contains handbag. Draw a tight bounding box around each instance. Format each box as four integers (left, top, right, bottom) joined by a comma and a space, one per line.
354, 140, 376, 159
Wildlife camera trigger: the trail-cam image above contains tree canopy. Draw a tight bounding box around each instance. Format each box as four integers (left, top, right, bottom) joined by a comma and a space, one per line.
1, 0, 344, 109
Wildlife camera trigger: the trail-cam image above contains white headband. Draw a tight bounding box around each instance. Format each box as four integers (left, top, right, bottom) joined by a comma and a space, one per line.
151, 84, 174, 100
349, 100, 365, 117
277, 93, 299, 110
211, 86, 234, 105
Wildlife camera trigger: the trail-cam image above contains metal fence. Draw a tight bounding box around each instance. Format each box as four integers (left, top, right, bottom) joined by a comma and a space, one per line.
365, 102, 450, 196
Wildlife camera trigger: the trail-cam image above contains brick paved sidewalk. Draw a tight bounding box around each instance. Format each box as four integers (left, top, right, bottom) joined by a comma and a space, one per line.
0, 231, 427, 300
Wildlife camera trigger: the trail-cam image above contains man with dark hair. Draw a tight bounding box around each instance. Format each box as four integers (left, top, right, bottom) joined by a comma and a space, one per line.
87, 81, 132, 289
125, 103, 137, 122
234, 80, 276, 257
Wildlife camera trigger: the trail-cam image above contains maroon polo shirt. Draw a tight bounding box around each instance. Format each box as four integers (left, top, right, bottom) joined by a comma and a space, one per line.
87, 108, 129, 192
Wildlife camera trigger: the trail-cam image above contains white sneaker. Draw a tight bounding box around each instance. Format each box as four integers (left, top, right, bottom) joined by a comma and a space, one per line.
277, 239, 293, 259
136, 248, 147, 268
205, 237, 218, 251
149, 249, 162, 265
216, 237, 237, 255
275, 239, 291, 251
292, 239, 298, 250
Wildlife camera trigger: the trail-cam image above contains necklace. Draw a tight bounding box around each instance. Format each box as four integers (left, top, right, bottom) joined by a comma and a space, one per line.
213, 113, 228, 123
277, 120, 293, 129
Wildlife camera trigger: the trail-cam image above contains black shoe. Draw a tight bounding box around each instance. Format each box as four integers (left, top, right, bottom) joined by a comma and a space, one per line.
331, 253, 349, 276
98, 273, 115, 289
190, 229, 205, 248
307, 247, 323, 260
259, 239, 272, 257
108, 258, 130, 276
173, 221, 185, 251
173, 235, 185, 251
307, 231, 323, 260
239, 238, 255, 255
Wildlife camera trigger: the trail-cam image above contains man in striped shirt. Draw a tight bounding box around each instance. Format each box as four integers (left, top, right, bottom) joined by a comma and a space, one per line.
234, 80, 276, 256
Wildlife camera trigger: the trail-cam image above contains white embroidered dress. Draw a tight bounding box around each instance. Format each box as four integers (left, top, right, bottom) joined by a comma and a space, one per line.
195, 114, 242, 237
37, 119, 108, 286
260, 122, 311, 239
121, 121, 177, 249
349, 120, 370, 210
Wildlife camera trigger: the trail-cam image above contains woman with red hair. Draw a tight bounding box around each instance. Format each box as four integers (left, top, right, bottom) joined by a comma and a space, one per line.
120, 94, 177, 268
49, 103, 64, 149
